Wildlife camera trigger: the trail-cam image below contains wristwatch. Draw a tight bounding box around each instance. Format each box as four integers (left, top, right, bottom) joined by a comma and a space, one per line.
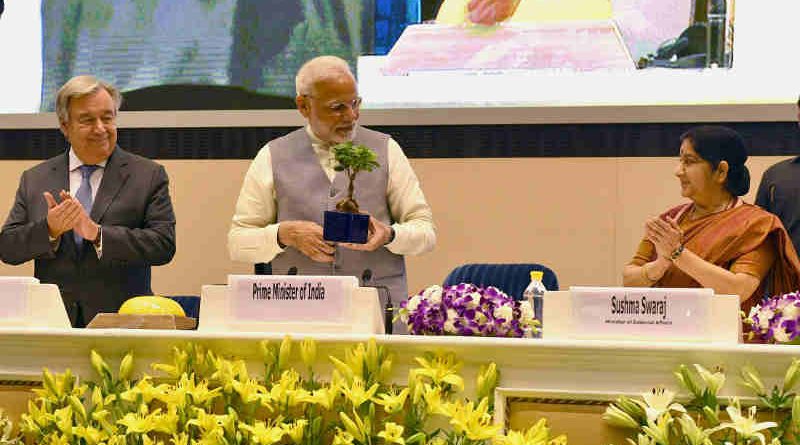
386, 227, 396, 245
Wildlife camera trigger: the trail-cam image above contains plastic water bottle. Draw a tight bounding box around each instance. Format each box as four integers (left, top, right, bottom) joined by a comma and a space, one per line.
706, 0, 727, 67
522, 270, 546, 338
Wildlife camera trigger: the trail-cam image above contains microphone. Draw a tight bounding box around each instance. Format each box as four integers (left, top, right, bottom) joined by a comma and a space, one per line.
287, 266, 298, 275
361, 269, 394, 335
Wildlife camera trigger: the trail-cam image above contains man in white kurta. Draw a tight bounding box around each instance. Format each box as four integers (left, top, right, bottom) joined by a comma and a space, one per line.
228, 56, 436, 333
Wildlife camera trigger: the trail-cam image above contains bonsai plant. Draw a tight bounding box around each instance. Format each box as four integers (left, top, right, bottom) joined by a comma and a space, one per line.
323, 141, 380, 243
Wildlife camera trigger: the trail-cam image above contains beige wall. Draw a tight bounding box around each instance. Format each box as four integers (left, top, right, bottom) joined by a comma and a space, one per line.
0, 155, 793, 299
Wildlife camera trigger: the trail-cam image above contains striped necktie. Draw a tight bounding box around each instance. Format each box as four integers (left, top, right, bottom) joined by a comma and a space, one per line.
73, 164, 99, 246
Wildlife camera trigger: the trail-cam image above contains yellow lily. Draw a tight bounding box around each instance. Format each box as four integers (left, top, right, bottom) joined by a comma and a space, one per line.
91, 409, 117, 434
342, 378, 380, 408
300, 337, 317, 369
187, 408, 229, 436
232, 377, 267, 405
90, 350, 112, 380
118, 351, 135, 381
448, 398, 502, 441
260, 340, 278, 368
504, 418, 552, 445
239, 420, 286, 445
422, 384, 448, 416
152, 405, 179, 435
374, 387, 410, 414
279, 335, 293, 371
477, 362, 499, 402
339, 411, 368, 443
377, 422, 406, 445
300, 386, 339, 410
170, 432, 190, 445
121, 376, 167, 404
68, 394, 87, 423
332, 429, 356, 445
142, 436, 166, 445
117, 409, 160, 435
73, 425, 107, 445
284, 419, 307, 444
53, 406, 73, 438
414, 352, 464, 391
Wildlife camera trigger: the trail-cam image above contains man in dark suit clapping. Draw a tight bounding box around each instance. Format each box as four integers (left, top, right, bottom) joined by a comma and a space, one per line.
0, 75, 176, 327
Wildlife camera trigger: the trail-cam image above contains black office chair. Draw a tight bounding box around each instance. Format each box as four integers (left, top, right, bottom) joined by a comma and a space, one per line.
443, 263, 558, 300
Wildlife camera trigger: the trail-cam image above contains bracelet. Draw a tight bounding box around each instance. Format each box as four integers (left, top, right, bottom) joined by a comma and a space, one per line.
640, 264, 655, 283
669, 244, 685, 262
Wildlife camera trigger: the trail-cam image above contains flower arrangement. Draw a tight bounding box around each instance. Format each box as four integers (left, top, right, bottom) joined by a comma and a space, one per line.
743, 291, 800, 343
398, 284, 540, 337
604, 359, 800, 445
16, 337, 566, 445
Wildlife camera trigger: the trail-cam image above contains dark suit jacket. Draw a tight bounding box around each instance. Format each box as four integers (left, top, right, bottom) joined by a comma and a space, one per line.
0, 147, 176, 327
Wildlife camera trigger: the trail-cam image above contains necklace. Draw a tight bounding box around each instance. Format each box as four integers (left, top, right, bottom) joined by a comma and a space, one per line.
690, 197, 736, 220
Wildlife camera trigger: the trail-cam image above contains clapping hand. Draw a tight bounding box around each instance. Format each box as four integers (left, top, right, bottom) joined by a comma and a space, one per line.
44, 191, 82, 238
44, 191, 100, 241
645, 216, 683, 260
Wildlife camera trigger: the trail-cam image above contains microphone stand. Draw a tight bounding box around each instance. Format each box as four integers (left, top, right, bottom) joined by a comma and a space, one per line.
361, 269, 394, 335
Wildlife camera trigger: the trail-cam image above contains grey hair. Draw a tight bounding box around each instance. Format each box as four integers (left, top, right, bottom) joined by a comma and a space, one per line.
295, 56, 355, 96
56, 75, 122, 123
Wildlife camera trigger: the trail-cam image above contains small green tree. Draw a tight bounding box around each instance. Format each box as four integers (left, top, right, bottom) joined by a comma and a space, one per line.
332, 142, 380, 213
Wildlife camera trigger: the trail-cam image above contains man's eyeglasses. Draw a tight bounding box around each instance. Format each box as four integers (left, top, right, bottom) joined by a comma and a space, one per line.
303, 95, 362, 115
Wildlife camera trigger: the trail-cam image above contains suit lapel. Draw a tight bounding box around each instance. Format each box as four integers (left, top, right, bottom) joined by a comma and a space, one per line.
47, 152, 70, 195
91, 147, 130, 222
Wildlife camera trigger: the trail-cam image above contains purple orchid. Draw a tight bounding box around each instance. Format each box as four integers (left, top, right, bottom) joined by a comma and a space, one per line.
744, 291, 800, 343
398, 283, 540, 337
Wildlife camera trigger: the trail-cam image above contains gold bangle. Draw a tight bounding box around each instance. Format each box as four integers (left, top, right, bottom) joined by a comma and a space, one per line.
641, 264, 655, 283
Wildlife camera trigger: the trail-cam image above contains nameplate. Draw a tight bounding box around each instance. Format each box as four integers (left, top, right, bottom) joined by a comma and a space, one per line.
570, 286, 712, 341
228, 275, 355, 323
0, 277, 38, 320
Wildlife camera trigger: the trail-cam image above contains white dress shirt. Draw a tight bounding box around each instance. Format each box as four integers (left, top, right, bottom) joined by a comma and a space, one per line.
228, 126, 436, 263
50, 148, 106, 255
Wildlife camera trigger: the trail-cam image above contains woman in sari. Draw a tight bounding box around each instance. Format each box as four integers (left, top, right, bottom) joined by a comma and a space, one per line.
623, 126, 800, 312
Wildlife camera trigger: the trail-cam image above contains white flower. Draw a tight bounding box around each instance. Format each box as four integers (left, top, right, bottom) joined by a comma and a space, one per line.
443, 309, 458, 333
519, 300, 534, 322
428, 287, 443, 304
774, 325, 791, 343
469, 292, 482, 308
757, 308, 775, 331
694, 364, 725, 396
493, 305, 513, 322
637, 387, 686, 423
422, 285, 442, 299
783, 303, 800, 321
407, 295, 422, 313
707, 399, 777, 445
